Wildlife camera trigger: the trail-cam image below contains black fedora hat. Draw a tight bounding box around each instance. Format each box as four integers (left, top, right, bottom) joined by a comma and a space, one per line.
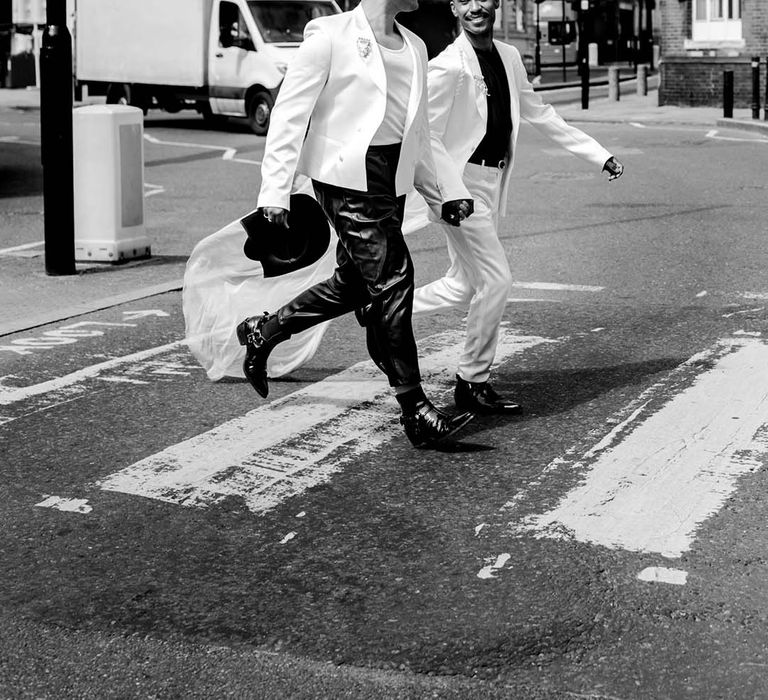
241, 193, 331, 277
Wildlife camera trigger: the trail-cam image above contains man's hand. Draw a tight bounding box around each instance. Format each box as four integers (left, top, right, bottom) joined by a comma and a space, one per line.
261, 206, 289, 228
441, 199, 474, 227
603, 157, 624, 181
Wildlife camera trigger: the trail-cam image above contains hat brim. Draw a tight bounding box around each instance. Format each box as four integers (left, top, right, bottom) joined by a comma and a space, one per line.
242, 194, 331, 277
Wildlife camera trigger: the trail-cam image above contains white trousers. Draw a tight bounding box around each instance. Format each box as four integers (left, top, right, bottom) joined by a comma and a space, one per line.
412, 162, 512, 384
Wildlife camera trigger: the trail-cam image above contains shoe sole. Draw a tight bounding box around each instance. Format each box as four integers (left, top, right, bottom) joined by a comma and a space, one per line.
414, 411, 476, 449
455, 400, 523, 416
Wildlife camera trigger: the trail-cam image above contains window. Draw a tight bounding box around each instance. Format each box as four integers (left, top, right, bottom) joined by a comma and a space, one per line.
219, 2, 255, 50
248, 1, 338, 44
496, 0, 525, 34
692, 0, 742, 42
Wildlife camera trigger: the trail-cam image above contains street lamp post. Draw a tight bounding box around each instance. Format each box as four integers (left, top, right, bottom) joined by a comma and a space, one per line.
578, 0, 590, 109
40, 0, 76, 275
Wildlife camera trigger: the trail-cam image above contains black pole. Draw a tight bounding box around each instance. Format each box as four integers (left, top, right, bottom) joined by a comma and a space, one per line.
535, 1, 541, 76
751, 56, 761, 120
723, 70, 734, 119
765, 57, 768, 121
646, 0, 654, 70
40, 0, 76, 276
579, 1, 589, 109
561, 0, 567, 83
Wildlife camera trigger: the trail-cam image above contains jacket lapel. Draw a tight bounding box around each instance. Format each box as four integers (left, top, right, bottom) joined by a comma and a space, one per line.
397, 22, 422, 137
493, 39, 520, 149
352, 5, 386, 96
457, 31, 487, 127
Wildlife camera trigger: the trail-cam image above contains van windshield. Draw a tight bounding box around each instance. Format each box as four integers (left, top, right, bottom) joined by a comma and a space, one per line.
248, 1, 339, 43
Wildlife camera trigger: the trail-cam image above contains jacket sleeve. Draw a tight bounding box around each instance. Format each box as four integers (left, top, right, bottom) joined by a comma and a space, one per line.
256, 21, 331, 211
413, 44, 472, 212
425, 51, 472, 203
512, 48, 612, 169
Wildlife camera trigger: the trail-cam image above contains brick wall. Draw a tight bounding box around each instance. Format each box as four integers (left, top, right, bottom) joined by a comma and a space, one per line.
659, 0, 768, 106
658, 0, 690, 55
659, 58, 762, 107
744, 0, 768, 55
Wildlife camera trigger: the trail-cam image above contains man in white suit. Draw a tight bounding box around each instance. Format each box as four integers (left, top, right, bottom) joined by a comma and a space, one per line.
412, 0, 624, 414
236, 0, 476, 448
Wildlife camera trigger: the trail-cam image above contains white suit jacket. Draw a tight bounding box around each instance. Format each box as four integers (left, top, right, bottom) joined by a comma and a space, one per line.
428, 32, 613, 215
257, 6, 465, 212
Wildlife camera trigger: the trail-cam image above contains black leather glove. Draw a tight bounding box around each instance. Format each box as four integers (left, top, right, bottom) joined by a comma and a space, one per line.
441, 199, 474, 227
602, 157, 624, 181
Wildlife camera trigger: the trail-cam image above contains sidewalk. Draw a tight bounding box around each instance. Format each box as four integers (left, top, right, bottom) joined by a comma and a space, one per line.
0, 84, 765, 338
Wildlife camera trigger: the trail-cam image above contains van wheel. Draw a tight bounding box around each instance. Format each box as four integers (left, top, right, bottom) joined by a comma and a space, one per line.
247, 91, 273, 136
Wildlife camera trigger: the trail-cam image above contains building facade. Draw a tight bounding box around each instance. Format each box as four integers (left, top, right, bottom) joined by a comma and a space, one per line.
659, 0, 768, 106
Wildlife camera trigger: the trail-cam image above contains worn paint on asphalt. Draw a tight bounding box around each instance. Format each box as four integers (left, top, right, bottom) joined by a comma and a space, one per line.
97, 329, 554, 516
517, 337, 768, 558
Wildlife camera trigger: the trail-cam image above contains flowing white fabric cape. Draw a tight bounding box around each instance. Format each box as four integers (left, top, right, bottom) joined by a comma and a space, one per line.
182, 190, 430, 381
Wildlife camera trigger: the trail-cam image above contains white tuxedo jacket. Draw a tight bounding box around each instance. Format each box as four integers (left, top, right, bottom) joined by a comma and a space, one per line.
428, 32, 613, 216
257, 6, 462, 212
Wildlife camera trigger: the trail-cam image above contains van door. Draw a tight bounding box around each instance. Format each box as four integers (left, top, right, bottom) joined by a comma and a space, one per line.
209, 0, 266, 116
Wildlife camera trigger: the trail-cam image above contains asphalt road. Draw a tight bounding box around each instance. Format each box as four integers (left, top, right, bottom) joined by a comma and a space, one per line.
2, 107, 768, 698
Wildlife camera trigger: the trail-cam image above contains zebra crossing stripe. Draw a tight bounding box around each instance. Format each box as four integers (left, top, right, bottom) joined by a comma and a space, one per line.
97, 329, 554, 515
516, 337, 768, 558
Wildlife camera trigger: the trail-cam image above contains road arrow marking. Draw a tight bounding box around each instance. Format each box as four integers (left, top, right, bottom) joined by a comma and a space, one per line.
122, 310, 171, 320
97, 329, 555, 516
0, 340, 187, 409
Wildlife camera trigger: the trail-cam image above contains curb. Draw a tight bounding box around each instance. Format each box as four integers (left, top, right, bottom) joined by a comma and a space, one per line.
0, 280, 183, 338
715, 118, 768, 134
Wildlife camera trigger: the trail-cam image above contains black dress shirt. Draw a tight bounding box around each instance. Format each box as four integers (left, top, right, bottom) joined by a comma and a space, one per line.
468, 44, 513, 166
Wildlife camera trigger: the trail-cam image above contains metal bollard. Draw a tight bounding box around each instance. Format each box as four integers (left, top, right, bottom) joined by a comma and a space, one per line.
765, 57, 768, 121
751, 56, 761, 120
723, 70, 734, 119
636, 64, 648, 96
608, 66, 620, 102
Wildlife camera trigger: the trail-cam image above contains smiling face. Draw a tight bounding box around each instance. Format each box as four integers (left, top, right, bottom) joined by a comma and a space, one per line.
450, 0, 499, 38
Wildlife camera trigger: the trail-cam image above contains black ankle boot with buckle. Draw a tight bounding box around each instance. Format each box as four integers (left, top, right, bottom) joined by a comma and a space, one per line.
235, 312, 290, 398
397, 387, 475, 449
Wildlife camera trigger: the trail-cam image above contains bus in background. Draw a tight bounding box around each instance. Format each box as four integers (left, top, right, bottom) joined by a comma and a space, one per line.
536, 0, 577, 68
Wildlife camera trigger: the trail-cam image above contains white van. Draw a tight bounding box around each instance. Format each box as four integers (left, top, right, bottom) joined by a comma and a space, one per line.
74, 0, 341, 134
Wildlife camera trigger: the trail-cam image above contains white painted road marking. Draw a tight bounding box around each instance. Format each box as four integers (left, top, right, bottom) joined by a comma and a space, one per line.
516, 338, 768, 558
97, 329, 554, 515
477, 553, 511, 579
122, 310, 170, 320
706, 130, 768, 144
0, 340, 189, 423
36, 496, 93, 514
637, 567, 688, 585
144, 134, 262, 166
0, 241, 44, 256
510, 281, 604, 293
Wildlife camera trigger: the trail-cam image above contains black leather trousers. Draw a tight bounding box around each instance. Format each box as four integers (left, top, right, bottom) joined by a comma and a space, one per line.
275, 144, 421, 388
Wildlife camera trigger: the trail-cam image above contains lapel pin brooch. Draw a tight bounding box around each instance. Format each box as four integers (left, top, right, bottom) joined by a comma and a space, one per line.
357, 37, 372, 59
473, 74, 490, 97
